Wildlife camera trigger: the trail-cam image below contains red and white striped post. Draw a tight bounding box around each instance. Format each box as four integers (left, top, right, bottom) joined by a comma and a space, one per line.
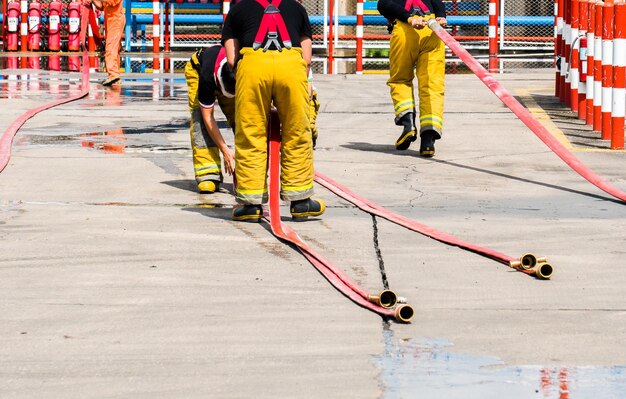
152, 0, 160, 72
611, 0, 625, 149
563, 0, 572, 103
586, 0, 596, 124
488, 0, 498, 73
328, 0, 335, 74
20, 0, 28, 68
20, 0, 27, 51
356, 0, 363, 74
571, 0, 580, 111
594, 1, 603, 131
601, 0, 614, 139
556, 0, 563, 96
222, 0, 230, 22
578, 0, 588, 118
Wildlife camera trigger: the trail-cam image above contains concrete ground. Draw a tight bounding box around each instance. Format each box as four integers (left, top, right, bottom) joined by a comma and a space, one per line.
1, 62, 625, 398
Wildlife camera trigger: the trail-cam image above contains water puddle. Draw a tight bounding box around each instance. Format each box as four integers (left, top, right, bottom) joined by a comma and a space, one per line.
374, 328, 626, 398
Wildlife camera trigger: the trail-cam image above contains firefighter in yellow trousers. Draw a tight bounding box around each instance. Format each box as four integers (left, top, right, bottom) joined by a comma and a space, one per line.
223, 0, 325, 222
184, 45, 236, 193
378, 0, 447, 157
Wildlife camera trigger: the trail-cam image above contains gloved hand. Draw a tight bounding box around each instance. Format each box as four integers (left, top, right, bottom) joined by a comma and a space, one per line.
309, 90, 320, 148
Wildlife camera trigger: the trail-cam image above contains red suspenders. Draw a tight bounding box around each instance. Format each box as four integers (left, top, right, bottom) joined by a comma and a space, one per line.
253, 0, 292, 51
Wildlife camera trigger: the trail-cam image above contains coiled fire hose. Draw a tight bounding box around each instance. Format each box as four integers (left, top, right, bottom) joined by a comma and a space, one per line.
0, 5, 93, 174
266, 109, 415, 323
427, 19, 626, 203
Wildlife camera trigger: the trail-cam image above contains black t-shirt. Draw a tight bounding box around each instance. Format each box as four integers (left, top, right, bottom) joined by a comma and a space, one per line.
222, 0, 312, 50
195, 45, 222, 108
377, 0, 446, 22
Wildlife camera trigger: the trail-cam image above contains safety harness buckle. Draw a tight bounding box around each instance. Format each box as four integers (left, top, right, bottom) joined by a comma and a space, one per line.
264, 32, 282, 52
410, 6, 425, 17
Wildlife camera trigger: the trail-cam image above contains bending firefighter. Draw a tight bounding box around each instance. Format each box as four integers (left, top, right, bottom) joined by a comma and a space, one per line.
184, 45, 237, 193
85, 0, 125, 86
377, 0, 447, 157
223, 0, 325, 222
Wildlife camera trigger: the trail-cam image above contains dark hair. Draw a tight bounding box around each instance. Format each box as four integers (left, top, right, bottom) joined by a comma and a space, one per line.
220, 63, 236, 96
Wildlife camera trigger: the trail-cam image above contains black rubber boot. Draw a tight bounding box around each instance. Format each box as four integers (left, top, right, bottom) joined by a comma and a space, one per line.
290, 198, 326, 221
419, 130, 439, 158
232, 204, 263, 222
395, 112, 417, 151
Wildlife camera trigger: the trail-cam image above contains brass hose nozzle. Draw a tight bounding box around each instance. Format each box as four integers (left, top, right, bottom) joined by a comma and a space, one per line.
367, 290, 398, 309
534, 262, 554, 280
394, 304, 415, 323
510, 253, 547, 270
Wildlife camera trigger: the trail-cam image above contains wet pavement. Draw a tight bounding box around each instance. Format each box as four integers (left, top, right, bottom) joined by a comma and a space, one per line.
1, 54, 626, 398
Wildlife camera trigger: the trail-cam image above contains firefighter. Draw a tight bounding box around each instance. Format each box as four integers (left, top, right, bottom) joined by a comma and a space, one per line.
184, 45, 236, 193
84, 0, 125, 86
222, 0, 325, 222
377, 0, 447, 157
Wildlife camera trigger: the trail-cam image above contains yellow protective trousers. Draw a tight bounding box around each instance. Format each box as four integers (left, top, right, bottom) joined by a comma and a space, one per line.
388, 16, 445, 137
234, 48, 313, 205
184, 58, 235, 183
103, 0, 125, 80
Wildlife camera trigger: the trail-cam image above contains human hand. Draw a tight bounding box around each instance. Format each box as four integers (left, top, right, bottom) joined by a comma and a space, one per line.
82, 0, 92, 6
410, 17, 426, 29
223, 149, 235, 176
435, 17, 447, 27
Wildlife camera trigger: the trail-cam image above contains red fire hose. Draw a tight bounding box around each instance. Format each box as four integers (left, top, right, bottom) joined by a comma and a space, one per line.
427, 19, 626, 203
314, 172, 553, 279
266, 110, 414, 323
1, 4, 93, 174
0, 53, 90, 173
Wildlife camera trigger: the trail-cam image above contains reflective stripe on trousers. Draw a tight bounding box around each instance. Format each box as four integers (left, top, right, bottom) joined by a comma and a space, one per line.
235, 48, 314, 204
184, 60, 235, 182
387, 16, 445, 136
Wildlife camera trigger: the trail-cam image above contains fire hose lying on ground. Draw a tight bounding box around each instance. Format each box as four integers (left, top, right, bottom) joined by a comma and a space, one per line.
0, 4, 94, 174
266, 110, 415, 323
1, 19, 624, 322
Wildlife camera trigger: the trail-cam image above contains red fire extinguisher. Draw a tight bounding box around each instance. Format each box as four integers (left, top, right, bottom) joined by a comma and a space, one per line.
67, 1, 81, 51
579, 36, 588, 82
47, 1, 62, 51
48, 54, 61, 71
6, 1, 21, 51
27, 1, 41, 51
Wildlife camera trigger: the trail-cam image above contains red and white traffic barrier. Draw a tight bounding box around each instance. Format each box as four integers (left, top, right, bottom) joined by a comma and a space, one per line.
612, 0, 625, 149
594, 1, 603, 131
563, 0, 571, 103
20, 0, 28, 52
153, 0, 160, 72
222, 0, 229, 22
586, 0, 596, 125
571, 0, 580, 111
356, 0, 363, 74
556, 0, 563, 96
577, 0, 588, 118
601, 0, 614, 140
488, 0, 498, 73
